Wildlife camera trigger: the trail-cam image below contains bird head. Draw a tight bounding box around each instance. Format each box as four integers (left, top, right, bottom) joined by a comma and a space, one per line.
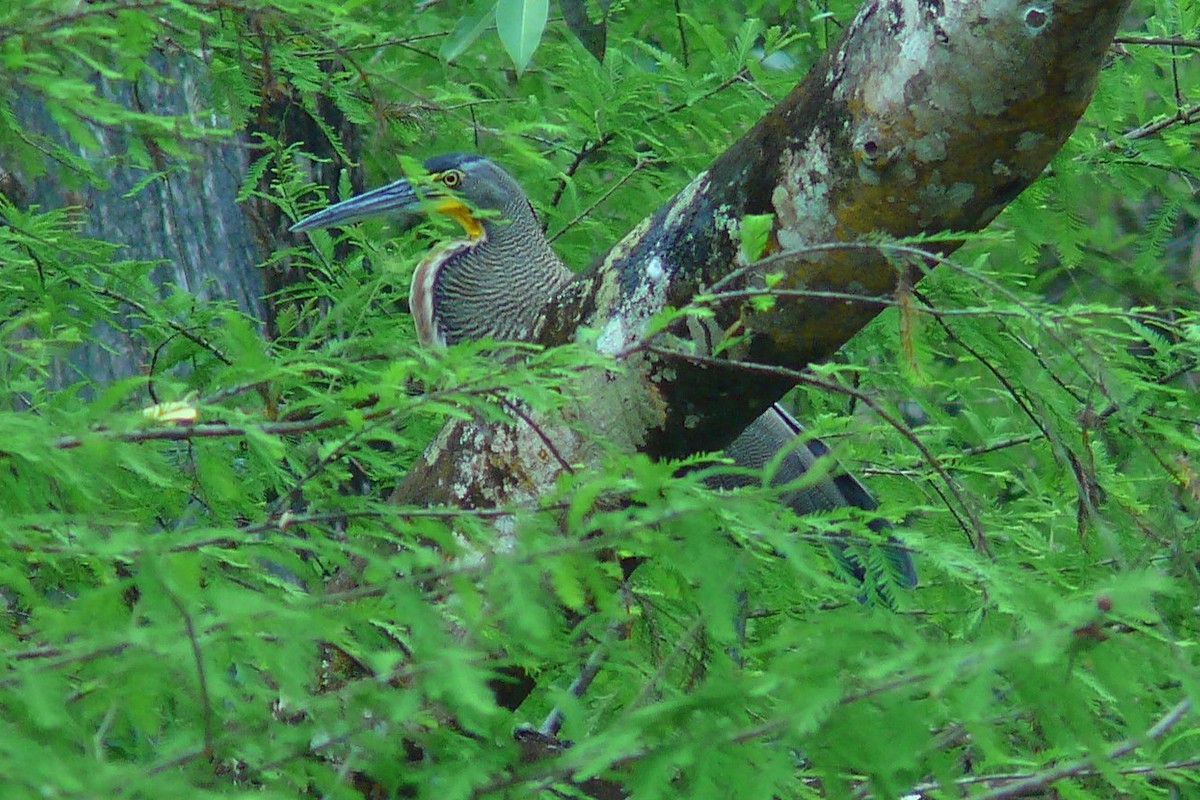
289, 153, 534, 240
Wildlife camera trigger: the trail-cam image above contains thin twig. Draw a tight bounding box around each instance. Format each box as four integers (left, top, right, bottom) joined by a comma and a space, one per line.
1113, 35, 1200, 49
641, 346, 992, 555
626, 615, 705, 713
966, 697, 1193, 800
915, 287, 1063, 472
960, 432, 1046, 457
1101, 104, 1200, 151
549, 69, 753, 208
267, 409, 408, 517
906, 756, 1200, 796
548, 158, 650, 242
499, 398, 577, 475
539, 618, 628, 737
164, 587, 215, 760
673, 0, 690, 67
47, 413, 385, 451
39, 373, 519, 452
295, 29, 449, 57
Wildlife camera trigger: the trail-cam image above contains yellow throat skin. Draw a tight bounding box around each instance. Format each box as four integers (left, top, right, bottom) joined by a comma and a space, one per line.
434, 196, 485, 240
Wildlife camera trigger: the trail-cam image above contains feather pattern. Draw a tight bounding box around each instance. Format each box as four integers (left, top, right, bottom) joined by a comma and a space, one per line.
293, 152, 919, 596
417, 192, 572, 346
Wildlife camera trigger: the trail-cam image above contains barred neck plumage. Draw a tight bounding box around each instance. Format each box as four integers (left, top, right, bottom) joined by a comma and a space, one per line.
413, 199, 572, 347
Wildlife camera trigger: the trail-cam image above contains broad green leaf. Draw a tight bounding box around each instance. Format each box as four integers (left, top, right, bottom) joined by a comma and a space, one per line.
440, 0, 497, 63
495, 0, 548, 74
739, 212, 775, 262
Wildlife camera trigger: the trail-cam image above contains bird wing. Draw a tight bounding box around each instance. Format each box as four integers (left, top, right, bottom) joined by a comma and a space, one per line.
717, 403, 854, 513
713, 403, 918, 591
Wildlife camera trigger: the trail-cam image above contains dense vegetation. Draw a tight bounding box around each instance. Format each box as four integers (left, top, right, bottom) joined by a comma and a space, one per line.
1, 0, 1197, 797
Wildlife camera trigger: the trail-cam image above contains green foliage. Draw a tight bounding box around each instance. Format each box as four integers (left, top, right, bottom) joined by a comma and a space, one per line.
495, 0, 550, 74
1, 0, 1199, 798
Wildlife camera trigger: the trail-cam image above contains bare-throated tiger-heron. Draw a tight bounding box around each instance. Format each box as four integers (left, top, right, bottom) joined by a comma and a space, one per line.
291, 153, 916, 592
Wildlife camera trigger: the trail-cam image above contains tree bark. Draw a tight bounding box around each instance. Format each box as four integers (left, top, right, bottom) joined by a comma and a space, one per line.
11, 52, 265, 389
395, 0, 1131, 513
8, 51, 360, 389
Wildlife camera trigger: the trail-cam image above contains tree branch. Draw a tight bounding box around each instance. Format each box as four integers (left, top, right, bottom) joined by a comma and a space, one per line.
397, 0, 1134, 517
968, 697, 1193, 800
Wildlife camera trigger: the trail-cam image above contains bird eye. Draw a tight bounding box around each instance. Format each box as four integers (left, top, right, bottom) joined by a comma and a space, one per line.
441, 170, 463, 188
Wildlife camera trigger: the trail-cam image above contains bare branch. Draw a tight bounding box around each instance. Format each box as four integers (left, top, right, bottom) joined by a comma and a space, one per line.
968, 697, 1193, 800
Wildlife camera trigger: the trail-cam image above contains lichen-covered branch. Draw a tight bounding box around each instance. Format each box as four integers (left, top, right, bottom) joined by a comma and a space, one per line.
394, 0, 1131, 509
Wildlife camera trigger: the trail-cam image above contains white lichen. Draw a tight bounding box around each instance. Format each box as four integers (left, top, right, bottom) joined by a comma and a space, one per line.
645, 255, 665, 283
773, 138, 835, 252
1016, 131, 1046, 152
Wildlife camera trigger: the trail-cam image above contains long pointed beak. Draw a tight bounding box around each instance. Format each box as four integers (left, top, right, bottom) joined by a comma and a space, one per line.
289, 177, 429, 233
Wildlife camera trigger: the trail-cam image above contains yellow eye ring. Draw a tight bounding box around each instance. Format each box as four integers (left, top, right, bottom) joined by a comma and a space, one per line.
441, 170, 463, 188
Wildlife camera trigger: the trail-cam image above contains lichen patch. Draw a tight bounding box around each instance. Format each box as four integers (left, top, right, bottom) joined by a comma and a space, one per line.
773, 140, 836, 252
664, 170, 711, 231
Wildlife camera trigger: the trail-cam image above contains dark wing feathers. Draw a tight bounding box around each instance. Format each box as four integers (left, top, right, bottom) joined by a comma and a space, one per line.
712, 404, 918, 592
